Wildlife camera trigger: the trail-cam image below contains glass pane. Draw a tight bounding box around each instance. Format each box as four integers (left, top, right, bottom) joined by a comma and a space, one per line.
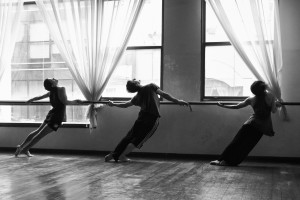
27, 105, 51, 122
205, 46, 256, 97
206, 0, 275, 42
12, 42, 29, 63
29, 23, 49, 42
29, 43, 50, 59
103, 49, 161, 98
206, 2, 229, 42
128, 0, 162, 46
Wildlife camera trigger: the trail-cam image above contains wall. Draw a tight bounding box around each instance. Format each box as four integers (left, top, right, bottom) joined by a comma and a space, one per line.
280, 0, 300, 101
1, 0, 300, 158
163, 0, 201, 101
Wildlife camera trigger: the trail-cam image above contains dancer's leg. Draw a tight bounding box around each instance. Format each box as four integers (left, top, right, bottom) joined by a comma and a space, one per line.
22, 124, 53, 153
20, 123, 47, 146
105, 115, 158, 163
212, 125, 262, 166
105, 133, 133, 162
118, 143, 136, 162
230, 125, 262, 165
217, 125, 248, 163
15, 123, 47, 157
118, 116, 159, 161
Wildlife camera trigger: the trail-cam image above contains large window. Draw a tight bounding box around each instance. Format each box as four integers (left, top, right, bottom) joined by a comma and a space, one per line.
204, 1, 256, 99
0, 0, 162, 123
102, 0, 162, 98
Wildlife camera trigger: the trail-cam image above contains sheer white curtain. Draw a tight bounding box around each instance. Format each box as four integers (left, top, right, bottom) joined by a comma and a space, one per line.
36, 0, 145, 128
208, 0, 287, 119
0, 0, 23, 81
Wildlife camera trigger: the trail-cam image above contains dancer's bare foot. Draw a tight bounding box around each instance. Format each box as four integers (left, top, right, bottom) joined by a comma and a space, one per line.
25, 151, 33, 157
118, 156, 131, 163
210, 160, 221, 165
104, 153, 113, 162
14, 145, 22, 157
210, 160, 230, 166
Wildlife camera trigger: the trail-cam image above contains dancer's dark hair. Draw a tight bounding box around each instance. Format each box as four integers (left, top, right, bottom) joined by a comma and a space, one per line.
44, 79, 53, 91
250, 80, 266, 97
126, 79, 141, 93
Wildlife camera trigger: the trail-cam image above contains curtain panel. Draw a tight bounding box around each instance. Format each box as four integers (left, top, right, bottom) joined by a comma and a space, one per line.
208, 0, 287, 119
0, 0, 23, 81
36, 0, 145, 129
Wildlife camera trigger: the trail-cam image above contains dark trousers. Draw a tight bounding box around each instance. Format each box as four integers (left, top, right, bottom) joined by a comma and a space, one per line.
219, 124, 263, 166
112, 112, 159, 160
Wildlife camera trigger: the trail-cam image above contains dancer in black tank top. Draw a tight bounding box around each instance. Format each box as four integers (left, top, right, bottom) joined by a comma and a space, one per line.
15, 78, 82, 157
104, 79, 190, 163
210, 81, 282, 166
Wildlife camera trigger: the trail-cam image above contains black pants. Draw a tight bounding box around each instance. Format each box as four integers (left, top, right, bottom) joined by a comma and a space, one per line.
112, 112, 159, 160
219, 124, 263, 166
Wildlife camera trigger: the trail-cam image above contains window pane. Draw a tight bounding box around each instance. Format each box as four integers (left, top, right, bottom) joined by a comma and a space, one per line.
29, 43, 50, 59
206, 2, 229, 42
27, 105, 51, 122
29, 23, 49, 42
206, 0, 275, 42
128, 0, 162, 46
12, 41, 28, 63
205, 46, 256, 97
103, 49, 161, 98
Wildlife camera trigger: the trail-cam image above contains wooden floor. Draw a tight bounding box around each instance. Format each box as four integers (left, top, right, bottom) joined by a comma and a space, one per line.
0, 153, 300, 200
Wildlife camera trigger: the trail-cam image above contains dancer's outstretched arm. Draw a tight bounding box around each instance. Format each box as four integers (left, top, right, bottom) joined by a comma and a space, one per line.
108, 100, 133, 108
156, 89, 189, 106
27, 93, 50, 103
217, 98, 251, 109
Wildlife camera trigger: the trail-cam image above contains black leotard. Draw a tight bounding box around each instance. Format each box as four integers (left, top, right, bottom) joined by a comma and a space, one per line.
44, 87, 66, 131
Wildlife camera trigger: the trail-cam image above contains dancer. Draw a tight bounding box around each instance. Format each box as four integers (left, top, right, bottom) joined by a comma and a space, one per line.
15, 78, 82, 157
210, 81, 281, 166
105, 79, 190, 162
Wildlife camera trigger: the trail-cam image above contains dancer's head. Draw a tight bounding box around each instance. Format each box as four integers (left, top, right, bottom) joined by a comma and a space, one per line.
126, 79, 141, 93
44, 78, 58, 91
250, 80, 266, 97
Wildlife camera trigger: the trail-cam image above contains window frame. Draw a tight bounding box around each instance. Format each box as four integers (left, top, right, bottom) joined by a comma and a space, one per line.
201, 0, 249, 101
103, 0, 164, 101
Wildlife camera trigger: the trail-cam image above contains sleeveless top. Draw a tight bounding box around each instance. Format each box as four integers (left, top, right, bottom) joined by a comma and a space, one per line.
46, 87, 66, 123
244, 96, 274, 136
131, 83, 160, 117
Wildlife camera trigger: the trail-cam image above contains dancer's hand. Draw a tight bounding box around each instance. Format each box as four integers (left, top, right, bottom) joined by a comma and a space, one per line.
108, 100, 115, 107
75, 99, 83, 104
275, 101, 282, 107
217, 101, 224, 107
177, 100, 189, 106
177, 100, 192, 112
26, 99, 33, 104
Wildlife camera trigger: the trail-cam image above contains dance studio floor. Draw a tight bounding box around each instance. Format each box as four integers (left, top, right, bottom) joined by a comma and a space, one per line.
0, 152, 299, 200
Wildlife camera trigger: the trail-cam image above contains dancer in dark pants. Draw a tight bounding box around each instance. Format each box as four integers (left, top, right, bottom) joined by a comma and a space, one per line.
105, 79, 190, 162
15, 78, 82, 157
210, 81, 281, 166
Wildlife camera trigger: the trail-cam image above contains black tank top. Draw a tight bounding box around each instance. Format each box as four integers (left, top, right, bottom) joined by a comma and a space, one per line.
244, 95, 274, 136
252, 96, 272, 119
48, 87, 66, 122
